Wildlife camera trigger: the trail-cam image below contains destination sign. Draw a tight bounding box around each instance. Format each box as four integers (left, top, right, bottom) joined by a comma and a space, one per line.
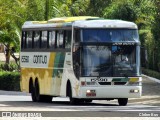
112, 43, 136, 45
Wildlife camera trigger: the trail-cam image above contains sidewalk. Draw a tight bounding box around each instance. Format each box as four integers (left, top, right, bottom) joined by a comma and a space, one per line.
0, 53, 19, 62
142, 74, 160, 83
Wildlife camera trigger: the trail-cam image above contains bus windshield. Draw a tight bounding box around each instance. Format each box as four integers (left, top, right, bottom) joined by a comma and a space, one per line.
82, 45, 139, 77
82, 29, 139, 42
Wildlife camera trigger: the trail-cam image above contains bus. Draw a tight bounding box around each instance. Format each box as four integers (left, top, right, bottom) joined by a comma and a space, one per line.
20, 16, 142, 106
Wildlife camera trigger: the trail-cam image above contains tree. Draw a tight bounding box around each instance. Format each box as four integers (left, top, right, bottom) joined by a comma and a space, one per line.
86, 0, 112, 17
0, 22, 20, 65
151, 0, 160, 71
51, 0, 90, 17
0, 0, 26, 65
25, 0, 46, 21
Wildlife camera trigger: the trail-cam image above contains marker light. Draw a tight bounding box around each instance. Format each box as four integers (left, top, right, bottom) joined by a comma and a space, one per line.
130, 89, 139, 93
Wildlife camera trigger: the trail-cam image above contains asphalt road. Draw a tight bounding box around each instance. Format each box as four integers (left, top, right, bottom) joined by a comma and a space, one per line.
0, 75, 160, 119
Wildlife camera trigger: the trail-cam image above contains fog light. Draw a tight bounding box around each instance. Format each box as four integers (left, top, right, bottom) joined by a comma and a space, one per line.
130, 89, 139, 93
86, 90, 96, 97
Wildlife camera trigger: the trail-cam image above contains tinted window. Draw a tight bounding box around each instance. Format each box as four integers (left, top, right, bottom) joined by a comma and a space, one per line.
41, 31, 47, 48
21, 31, 26, 49
65, 30, 71, 49
34, 31, 40, 48
26, 31, 32, 48
57, 31, 64, 48
75, 30, 80, 43
49, 31, 55, 48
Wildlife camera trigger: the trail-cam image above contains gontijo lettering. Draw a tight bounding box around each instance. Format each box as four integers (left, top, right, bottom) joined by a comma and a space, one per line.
33, 55, 47, 64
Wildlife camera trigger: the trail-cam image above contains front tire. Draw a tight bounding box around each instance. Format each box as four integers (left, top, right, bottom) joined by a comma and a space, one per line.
67, 83, 78, 105
118, 98, 128, 106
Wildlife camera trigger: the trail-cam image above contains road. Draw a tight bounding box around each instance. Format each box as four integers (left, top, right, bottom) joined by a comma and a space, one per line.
0, 75, 160, 119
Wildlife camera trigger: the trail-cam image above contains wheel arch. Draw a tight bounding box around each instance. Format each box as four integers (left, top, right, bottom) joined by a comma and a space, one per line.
66, 79, 71, 97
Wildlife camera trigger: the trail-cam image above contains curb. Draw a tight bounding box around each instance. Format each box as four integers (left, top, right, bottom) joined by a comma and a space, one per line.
142, 74, 160, 83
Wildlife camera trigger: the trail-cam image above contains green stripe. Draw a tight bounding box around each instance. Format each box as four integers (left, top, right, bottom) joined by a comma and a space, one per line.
112, 78, 129, 82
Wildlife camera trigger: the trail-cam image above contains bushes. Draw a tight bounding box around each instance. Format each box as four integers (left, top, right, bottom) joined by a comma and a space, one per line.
0, 71, 20, 91
142, 68, 160, 80
0, 63, 19, 72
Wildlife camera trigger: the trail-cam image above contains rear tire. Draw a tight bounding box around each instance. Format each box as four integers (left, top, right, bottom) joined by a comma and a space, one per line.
35, 81, 41, 102
30, 82, 36, 102
118, 98, 128, 106
40, 95, 53, 103
34, 81, 53, 102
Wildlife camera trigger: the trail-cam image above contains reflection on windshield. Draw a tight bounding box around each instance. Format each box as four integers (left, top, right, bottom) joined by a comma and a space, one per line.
82, 46, 112, 76
82, 46, 139, 77
82, 29, 139, 42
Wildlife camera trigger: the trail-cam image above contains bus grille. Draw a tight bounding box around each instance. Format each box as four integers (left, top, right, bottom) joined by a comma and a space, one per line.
98, 82, 127, 85
114, 82, 127, 85
98, 82, 111, 85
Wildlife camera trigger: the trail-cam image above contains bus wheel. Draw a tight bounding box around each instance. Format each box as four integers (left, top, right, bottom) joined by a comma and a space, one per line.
35, 81, 41, 102
40, 95, 53, 103
118, 98, 128, 106
30, 82, 36, 102
67, 84, 77, 105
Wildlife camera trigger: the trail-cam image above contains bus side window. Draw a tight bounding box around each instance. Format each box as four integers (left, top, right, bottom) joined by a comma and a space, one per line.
57, 31, 64, 48
49, 31, 55, 48
21, 31, 26, 49
26, 31, 32, 49
75, 29, 80, 43
41, 31, 47, 48
34, 31, 40, 48
65, 30, 71, 49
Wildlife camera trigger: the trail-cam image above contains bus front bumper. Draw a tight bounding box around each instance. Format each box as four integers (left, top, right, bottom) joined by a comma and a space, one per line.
78, 86, 142, 99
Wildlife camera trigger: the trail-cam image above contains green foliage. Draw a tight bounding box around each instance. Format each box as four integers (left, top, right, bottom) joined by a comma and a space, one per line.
104, 0, 138, 21
0, 71, 20, 91
0, 63, 19, 72
51, 0, 90, 17
25, 0, 46, 20
142, 68, 160, 80
86, 0, 112, 17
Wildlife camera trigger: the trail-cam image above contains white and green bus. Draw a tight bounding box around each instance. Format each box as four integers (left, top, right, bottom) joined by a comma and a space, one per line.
20, 16, 142, 106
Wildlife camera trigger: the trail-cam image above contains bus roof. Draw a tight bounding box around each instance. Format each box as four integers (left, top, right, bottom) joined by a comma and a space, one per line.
48, 16, 99, 23
22, 16, 137, 30
73, 20, 137, 29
